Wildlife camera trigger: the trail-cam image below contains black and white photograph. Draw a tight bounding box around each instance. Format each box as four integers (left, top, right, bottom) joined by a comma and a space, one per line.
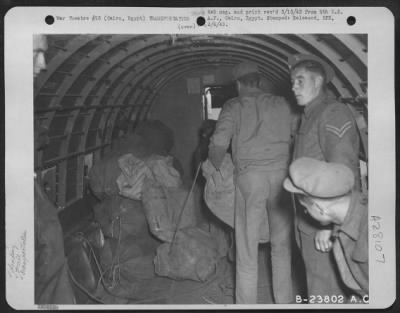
4, 6, 396, 310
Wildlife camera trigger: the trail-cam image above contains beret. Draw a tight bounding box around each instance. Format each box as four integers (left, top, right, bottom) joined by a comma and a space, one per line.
232, 61, 259, 80
288, 53, 335, 83
283, 157, 355, 198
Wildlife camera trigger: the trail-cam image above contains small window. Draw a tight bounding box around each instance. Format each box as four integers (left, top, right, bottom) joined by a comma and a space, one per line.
40, 166, 57, 204
84, 153, 93, 178
202, 84, 237, 120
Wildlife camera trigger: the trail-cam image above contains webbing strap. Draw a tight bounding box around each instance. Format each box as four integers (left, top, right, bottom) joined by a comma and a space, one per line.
346, 103, 368, 195
346, 103, 368, 161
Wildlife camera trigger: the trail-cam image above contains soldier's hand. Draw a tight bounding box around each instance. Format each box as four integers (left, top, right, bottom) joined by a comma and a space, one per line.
314, 229, 333, 252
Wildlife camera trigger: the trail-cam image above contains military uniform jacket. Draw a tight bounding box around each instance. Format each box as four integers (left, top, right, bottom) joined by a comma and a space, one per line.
332, 191, 369, 296
293, 92, 360, 234
209, 89, 298, 171
35, 180, 75, 304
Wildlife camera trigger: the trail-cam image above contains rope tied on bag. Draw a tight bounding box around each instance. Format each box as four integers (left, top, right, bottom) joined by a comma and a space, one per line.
169, 162, 203, 254
108, 217, 122, 287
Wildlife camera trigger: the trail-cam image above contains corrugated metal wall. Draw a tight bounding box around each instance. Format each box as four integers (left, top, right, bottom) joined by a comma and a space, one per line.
34, 34, 367, 209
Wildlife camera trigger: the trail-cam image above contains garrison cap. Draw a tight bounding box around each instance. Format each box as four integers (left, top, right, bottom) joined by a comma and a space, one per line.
283, 157, 355, 198
288, 54, 335, 83
232, 61, 259, 80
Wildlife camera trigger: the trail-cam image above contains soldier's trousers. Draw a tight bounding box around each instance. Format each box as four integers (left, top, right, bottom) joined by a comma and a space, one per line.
296, 206, 348, 301
234, 168, 294, 304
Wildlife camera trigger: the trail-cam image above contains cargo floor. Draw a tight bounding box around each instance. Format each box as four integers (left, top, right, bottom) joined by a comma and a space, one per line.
73, 243, 305, 305
64, 199, 305, 305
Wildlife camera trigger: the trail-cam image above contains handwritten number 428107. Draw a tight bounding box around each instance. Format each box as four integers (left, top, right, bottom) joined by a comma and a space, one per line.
370, 216, 385, 263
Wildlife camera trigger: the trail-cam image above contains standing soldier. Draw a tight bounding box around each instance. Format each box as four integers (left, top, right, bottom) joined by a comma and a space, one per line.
208, 61, 297, 304
34, 34, 76, 304
288, 54, 361, 301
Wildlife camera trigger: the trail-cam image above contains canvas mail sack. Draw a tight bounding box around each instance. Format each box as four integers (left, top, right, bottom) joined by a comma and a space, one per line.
141, 177, 196, 242
93, 195, 148, 241
154, 227, 219, 282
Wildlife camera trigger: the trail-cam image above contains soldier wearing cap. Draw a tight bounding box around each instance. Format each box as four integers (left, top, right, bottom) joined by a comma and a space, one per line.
284, 158, 368, 298
208, 61, 298, 303
288, 54, 361, 300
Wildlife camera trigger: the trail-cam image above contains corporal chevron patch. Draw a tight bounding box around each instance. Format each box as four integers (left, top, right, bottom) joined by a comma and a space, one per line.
325, 121, 352, 138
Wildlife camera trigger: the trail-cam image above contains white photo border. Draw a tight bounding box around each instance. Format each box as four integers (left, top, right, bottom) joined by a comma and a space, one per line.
4, 6, 396, 310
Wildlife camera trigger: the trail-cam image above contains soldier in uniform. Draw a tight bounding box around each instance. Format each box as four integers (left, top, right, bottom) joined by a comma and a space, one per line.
288, 54, 361, 300
208, 62, 297, 304
284, 158, 368, 298
34, 34, 76, 304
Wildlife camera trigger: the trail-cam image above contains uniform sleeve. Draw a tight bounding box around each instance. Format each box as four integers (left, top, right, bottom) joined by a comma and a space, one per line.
209, 100, 235, 149
319, 104, 360, 171
208, 100, 236, 168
